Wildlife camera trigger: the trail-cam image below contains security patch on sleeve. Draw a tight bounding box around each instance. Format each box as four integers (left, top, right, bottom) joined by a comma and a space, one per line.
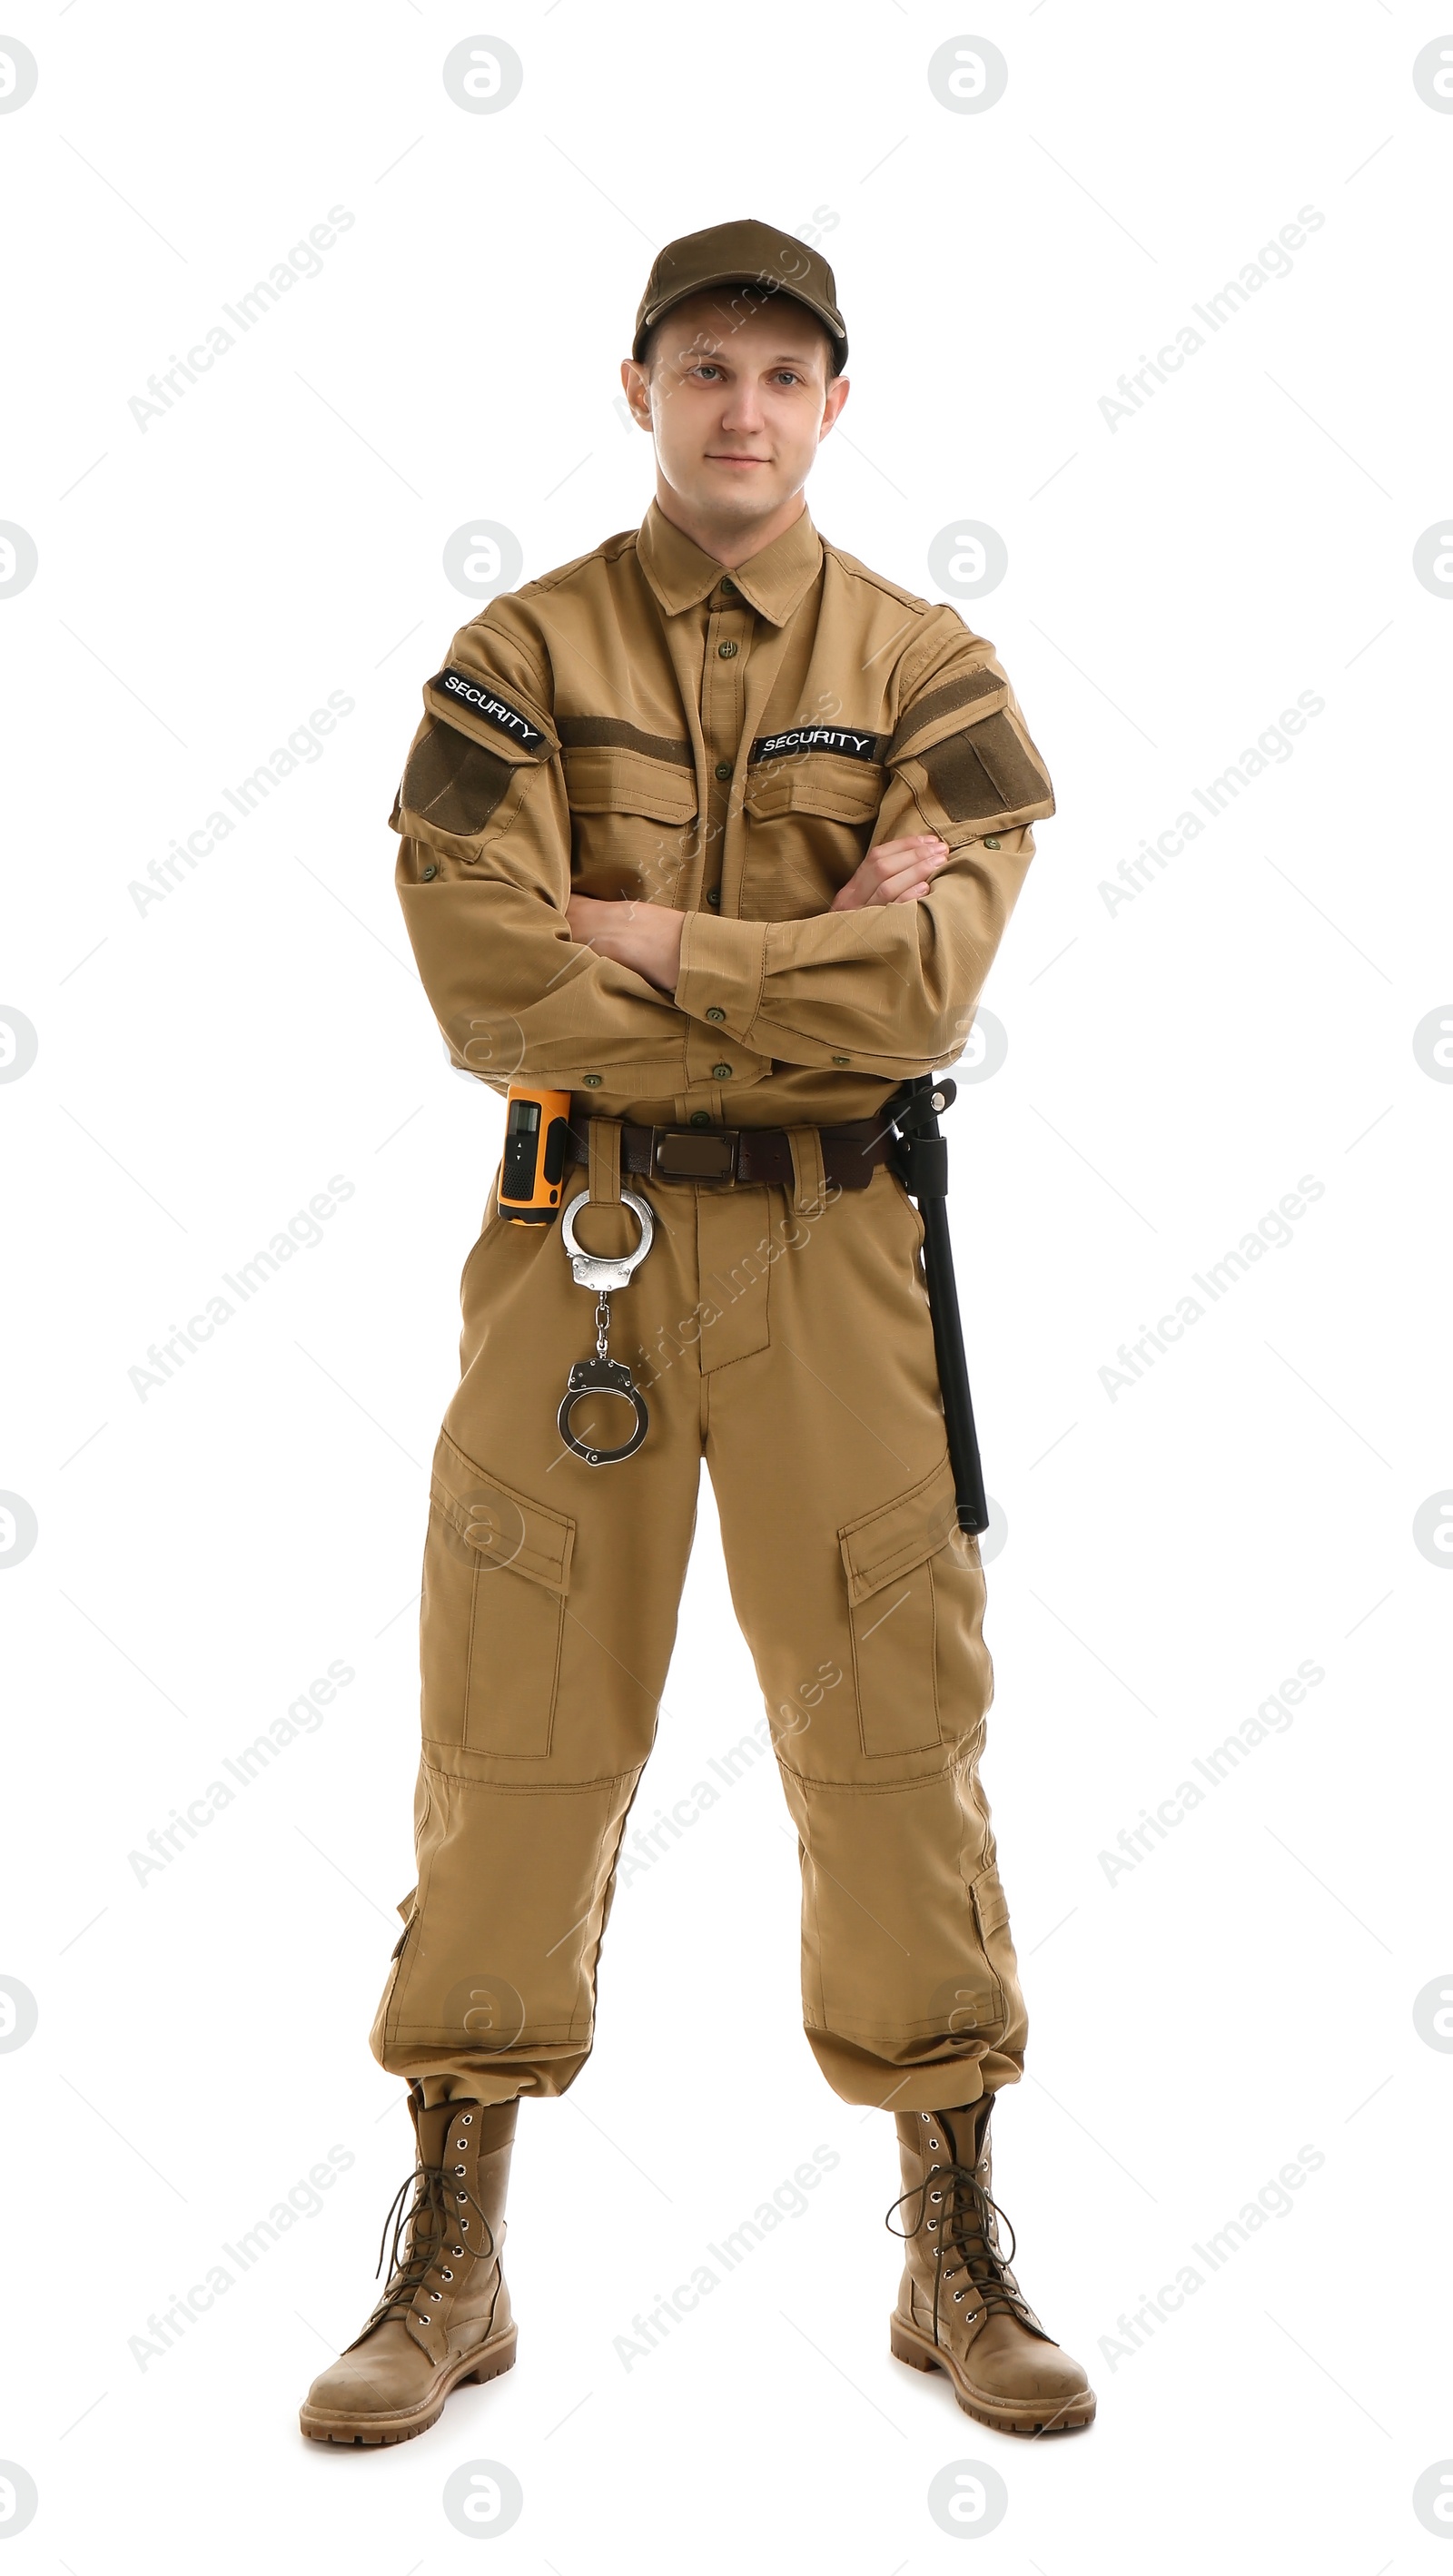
430, 666, 548, 752
748, 724, 887, 765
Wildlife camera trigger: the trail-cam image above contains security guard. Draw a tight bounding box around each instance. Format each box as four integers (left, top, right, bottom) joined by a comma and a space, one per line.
301, 219, 1094, 2445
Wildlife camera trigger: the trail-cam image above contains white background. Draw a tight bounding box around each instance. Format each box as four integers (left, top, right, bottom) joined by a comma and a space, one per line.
3, 1, 1451, 2567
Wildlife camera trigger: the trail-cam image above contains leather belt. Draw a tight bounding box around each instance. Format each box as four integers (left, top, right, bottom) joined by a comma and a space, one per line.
565, 1115, 894, 1191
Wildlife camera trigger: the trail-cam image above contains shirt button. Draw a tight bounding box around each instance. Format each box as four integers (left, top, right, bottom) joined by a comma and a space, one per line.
420, 862, 438, 880
717, 640, 738, 659
582, 1074, 603, 1089
706, 1007, 726, 1022
711, 1062, 733, 1081
689, 1110, 713, 1129
714, 761, 732, 780
707, 888, 721, 906
983, 835, 1001, 850
720, 577, 737, 594
833, 1055, 850, 1065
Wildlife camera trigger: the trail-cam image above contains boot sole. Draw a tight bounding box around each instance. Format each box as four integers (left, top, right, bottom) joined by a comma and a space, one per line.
299, 2324, 518, 2447
890, 2313, 1095, 2437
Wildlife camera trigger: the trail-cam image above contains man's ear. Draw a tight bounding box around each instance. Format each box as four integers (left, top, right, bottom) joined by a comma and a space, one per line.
819, 374, 851, 440
619, 356, 653, 431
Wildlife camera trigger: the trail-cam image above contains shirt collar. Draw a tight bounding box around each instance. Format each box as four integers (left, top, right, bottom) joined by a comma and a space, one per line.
637, 497, 823, 627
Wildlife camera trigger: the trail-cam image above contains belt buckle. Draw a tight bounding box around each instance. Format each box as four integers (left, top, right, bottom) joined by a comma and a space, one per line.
650, 1125, 738, 1182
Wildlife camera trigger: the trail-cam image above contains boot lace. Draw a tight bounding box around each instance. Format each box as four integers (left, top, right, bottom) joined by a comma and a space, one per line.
888, 2134, 1041, 2347
362, 2150, 499, 2335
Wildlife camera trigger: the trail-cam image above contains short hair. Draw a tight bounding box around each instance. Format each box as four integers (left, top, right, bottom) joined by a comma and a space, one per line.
642, 283, 840, 380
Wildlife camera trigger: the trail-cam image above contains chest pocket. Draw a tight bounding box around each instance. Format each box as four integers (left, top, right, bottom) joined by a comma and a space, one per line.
740, 755, 885, 922
559, 723, 699, 909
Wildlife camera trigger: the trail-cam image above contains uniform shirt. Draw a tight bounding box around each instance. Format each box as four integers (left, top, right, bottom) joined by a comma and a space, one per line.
392, 498, 1053, 1130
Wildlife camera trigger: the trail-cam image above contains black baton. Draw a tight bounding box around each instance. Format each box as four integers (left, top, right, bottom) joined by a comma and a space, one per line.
889, 1073, 990, 1536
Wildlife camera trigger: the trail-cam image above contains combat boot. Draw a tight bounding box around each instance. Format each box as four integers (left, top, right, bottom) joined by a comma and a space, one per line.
888, 2097, 1095, 2435
300, 2091, 517, 2445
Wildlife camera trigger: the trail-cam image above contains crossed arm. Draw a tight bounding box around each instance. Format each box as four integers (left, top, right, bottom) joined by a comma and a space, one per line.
564, 831, 953, 996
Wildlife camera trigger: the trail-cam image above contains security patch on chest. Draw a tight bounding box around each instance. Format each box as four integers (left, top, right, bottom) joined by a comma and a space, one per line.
749, 725, 886, 765
430, 667, 548, 752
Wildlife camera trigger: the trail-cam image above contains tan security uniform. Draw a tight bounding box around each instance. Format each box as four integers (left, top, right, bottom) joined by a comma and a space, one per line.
371, 499, 1054, 2115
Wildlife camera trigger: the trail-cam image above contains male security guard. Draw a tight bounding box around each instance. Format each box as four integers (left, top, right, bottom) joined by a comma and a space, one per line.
301, 219, 1094, 2445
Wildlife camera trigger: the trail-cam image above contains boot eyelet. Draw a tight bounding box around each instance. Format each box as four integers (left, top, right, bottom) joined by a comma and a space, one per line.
457, 2193, 467, 2203
461, 2113, 473, 2125
453, 2246, 464, 2257
929, 2190, 942, 2203
441, 2269, 454, 2282
927, 2218, 937, 2230
454, 2164, 466, 2176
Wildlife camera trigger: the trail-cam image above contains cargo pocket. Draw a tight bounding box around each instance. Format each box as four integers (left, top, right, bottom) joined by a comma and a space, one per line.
561, 735, 698, 908
420, 1430, 575, 1760
742, 755, 885, 920
838, 1456, 962, 1758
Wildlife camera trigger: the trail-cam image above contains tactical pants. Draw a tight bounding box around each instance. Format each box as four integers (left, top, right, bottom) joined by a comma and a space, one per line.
371, 1130, 1028, 2111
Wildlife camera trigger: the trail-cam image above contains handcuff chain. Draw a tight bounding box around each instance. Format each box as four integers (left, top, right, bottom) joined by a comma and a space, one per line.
595, 1292, 611, 1359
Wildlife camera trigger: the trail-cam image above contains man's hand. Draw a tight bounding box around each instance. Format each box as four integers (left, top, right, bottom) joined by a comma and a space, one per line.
566, 893, 685, 996
830, 832, 951, 912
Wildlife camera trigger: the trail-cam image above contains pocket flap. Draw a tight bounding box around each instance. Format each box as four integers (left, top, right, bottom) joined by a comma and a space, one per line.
562, 743, 697, 822
838, 1454, 960, 1604
746, 754, 885, 825
972, 1864, 1009, 1939
430, 1431, 574, 1594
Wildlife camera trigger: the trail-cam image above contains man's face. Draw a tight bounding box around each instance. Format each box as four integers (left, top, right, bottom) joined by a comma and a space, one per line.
621, 289, 849, 530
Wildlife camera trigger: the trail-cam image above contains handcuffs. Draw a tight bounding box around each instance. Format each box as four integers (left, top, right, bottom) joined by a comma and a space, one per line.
556, 1189, 654, 1466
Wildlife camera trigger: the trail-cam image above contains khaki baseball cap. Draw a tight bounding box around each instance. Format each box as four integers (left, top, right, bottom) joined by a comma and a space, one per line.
633, 217, 848, 372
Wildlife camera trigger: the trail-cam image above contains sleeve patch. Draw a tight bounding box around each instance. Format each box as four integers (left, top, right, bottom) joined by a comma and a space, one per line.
888, 665, 1004, 762
400, 720, 517, 838
917, 711, 1053, 828
429, 666, 549, 752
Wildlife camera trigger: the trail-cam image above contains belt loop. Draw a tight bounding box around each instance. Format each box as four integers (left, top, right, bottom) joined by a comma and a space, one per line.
587, 1116, 623, 1205
786, 1125, 827, 1217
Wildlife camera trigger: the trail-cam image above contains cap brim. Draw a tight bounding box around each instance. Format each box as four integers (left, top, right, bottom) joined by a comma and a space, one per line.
633, 271, 845, 366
